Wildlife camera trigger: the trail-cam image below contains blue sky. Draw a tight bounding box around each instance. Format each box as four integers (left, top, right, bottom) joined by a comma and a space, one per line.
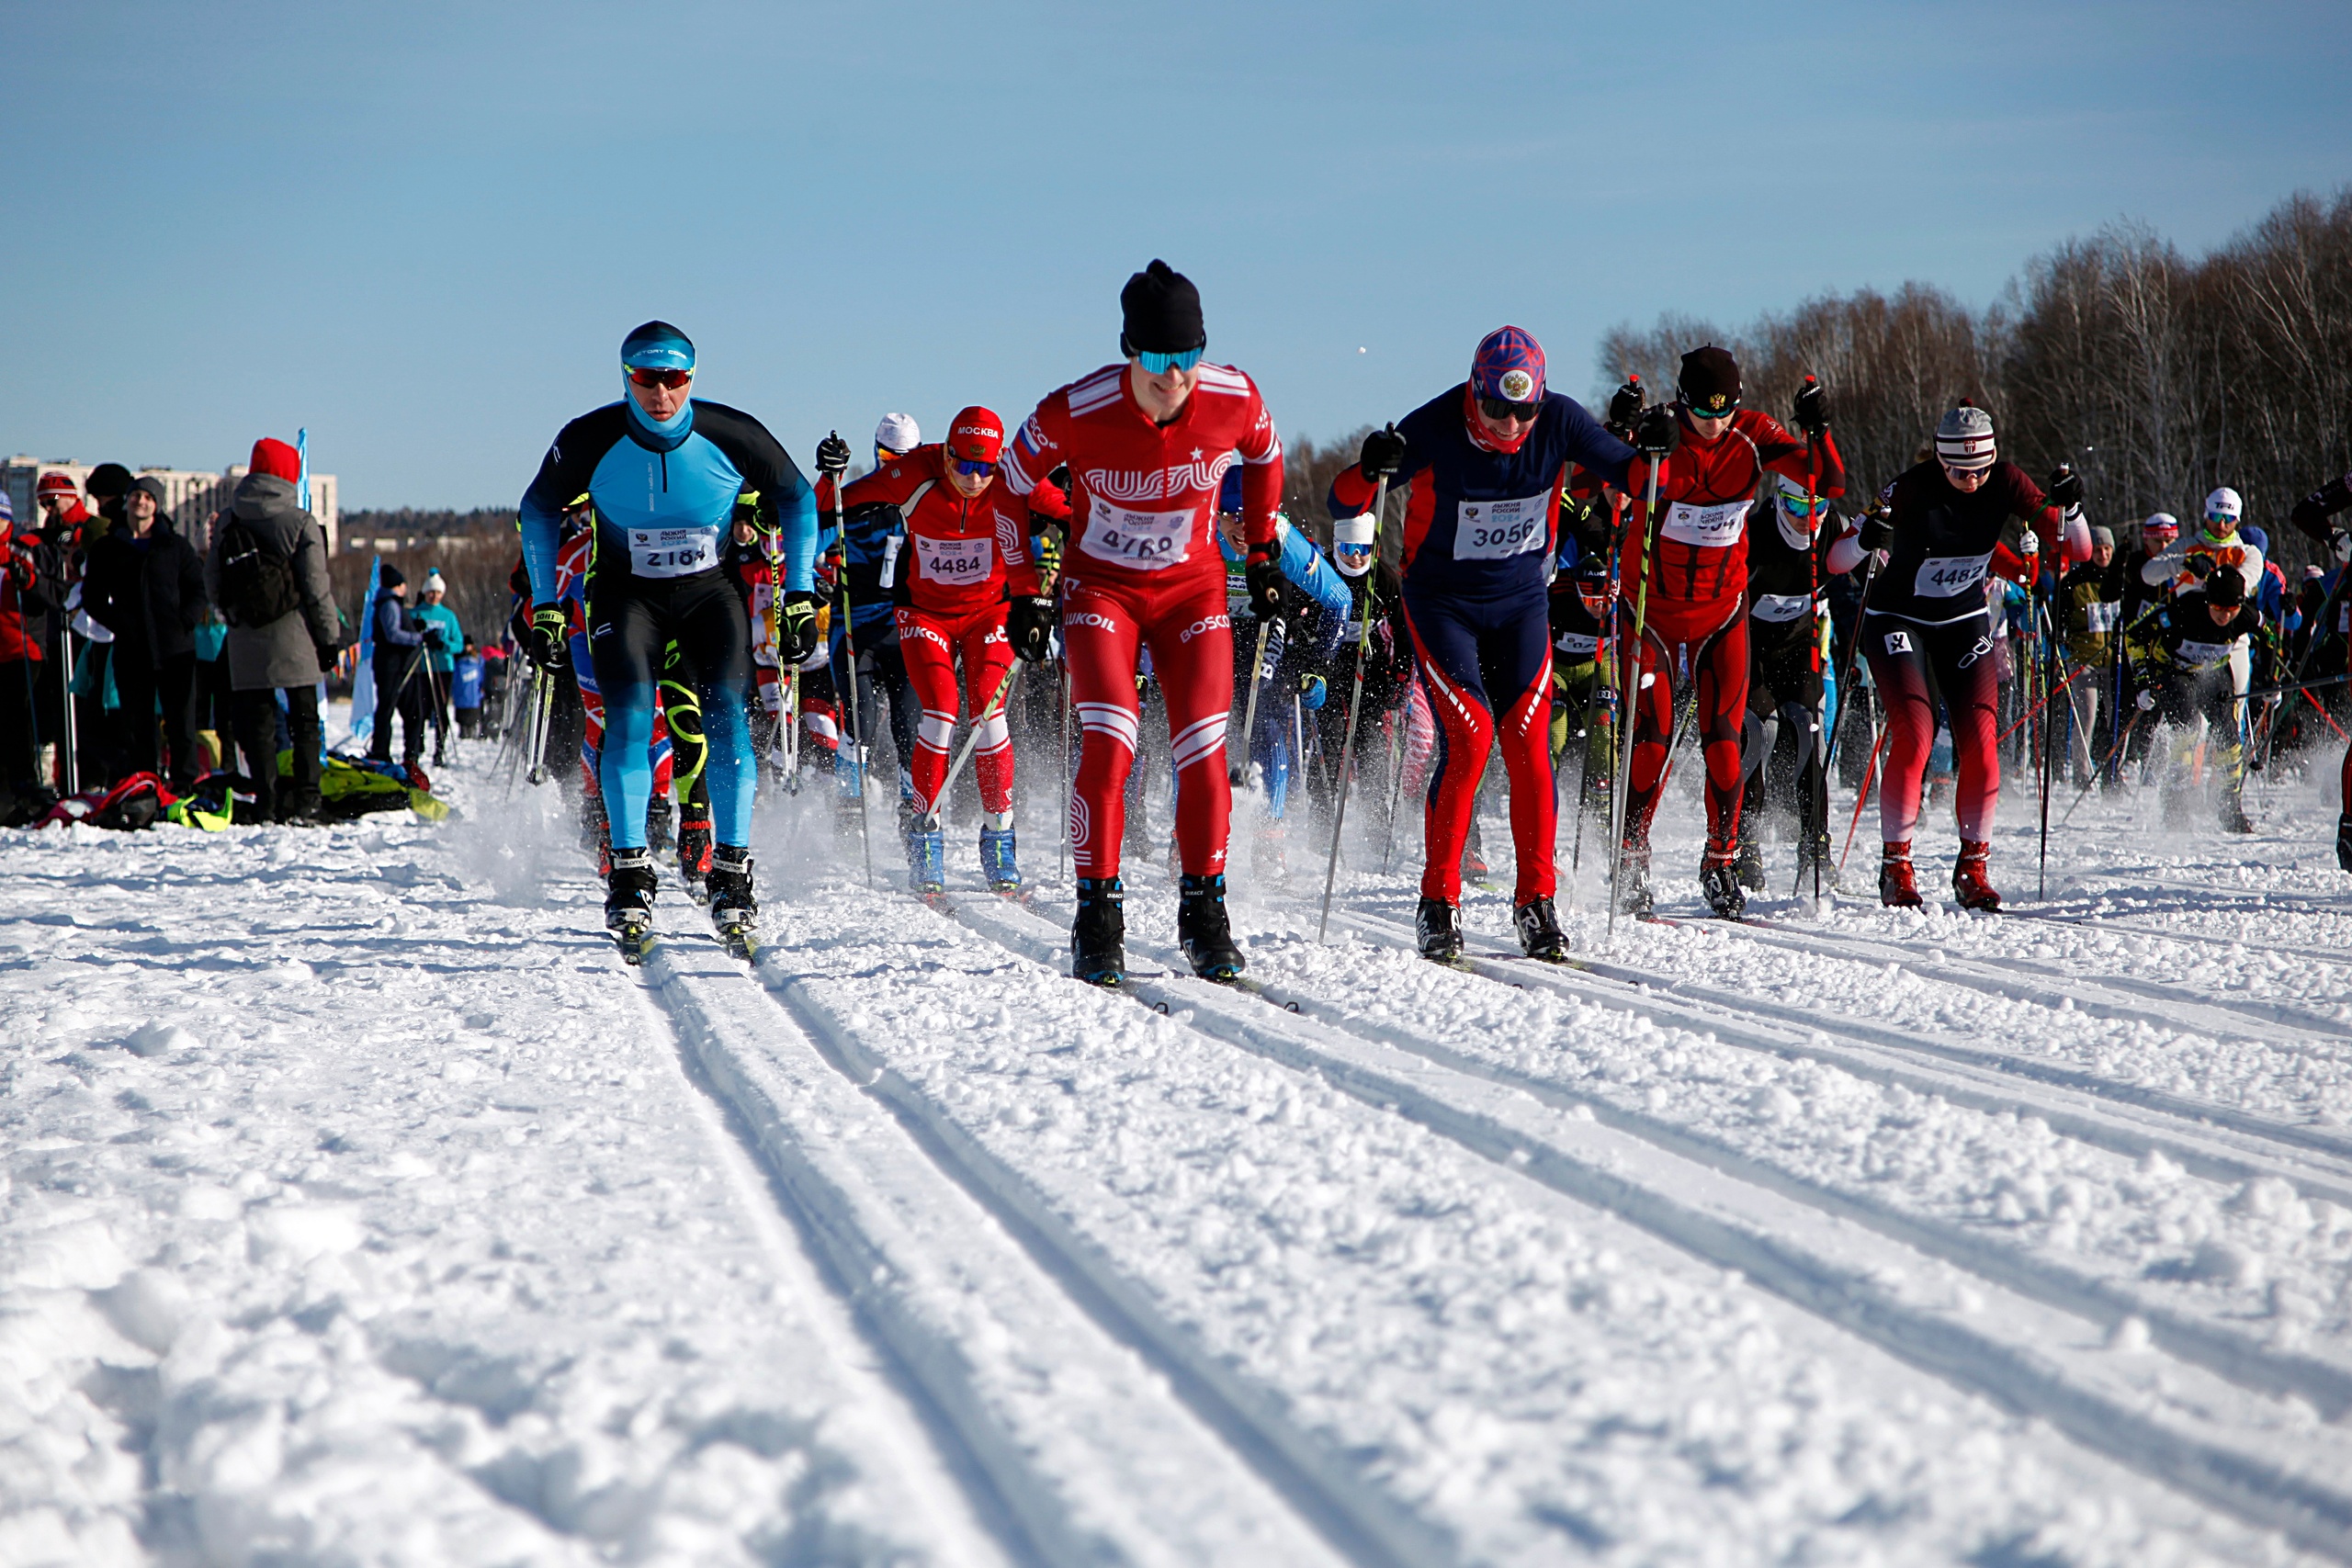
5, 0, 2346, 508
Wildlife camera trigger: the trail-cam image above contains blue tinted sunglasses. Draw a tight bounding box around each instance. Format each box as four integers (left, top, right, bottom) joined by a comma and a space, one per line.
953, 457, 997, 478
1136, 346, 1205, 375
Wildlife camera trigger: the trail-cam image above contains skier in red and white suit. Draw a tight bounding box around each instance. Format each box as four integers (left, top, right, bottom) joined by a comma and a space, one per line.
994, 260, 1283, 985
839, 406, 1062, 894
1615, 345, 1844, 919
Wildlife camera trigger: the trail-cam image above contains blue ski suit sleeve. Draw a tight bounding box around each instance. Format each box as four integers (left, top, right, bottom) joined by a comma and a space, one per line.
1277, 519, 1351, 624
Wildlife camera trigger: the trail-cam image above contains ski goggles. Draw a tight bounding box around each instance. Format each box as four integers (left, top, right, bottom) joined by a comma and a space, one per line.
952, 457, 998, 478
1476, 396, 1543, 423
2204, 512, 2238, 530
1777, 490, 1830, 517
627, 367, 693, 389
1136, 345, 1205, 375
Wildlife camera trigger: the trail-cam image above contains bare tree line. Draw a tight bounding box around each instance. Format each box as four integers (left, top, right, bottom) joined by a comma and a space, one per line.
329, 508, 518, 648
1598, 186, 2352, 574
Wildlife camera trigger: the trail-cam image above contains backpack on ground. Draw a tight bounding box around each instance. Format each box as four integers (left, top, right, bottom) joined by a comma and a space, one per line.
216, 518, 304, 627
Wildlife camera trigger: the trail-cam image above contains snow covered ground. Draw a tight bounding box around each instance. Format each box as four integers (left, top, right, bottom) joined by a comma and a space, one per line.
5, 728, 2349, 1566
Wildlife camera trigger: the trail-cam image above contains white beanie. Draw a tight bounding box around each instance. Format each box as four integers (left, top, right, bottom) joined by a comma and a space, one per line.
2203, 486, 2242, 524
424, 570, 447, 593
875, 412, 921, 456
1933, 402, 1996, 472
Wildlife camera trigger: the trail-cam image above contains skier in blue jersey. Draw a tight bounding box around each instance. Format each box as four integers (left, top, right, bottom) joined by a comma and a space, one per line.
518, 321, 818, 957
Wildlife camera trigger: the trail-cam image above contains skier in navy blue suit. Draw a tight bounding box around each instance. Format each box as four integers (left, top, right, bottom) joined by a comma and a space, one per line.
519, 321, 817, 953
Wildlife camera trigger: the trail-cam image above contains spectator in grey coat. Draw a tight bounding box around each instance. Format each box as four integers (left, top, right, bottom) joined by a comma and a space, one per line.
204, 439, 342, 823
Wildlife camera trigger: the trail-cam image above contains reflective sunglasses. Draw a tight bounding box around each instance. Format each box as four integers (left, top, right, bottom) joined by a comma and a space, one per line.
2205, 513, 2238, 529
1778, 491, 1829, 516
952, 457, 998, 478
1136, 346, 1205, 375
1477, 396, 1543, 423
627, 367, 693, 389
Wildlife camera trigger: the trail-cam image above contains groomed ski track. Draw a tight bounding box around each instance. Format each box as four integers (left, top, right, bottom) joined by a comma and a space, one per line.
945, 878, 2352, 1560
11, 754, 2351, 1564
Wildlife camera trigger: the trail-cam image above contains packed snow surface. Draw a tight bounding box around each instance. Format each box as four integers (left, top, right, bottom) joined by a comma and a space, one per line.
4, 739, 2347, 1565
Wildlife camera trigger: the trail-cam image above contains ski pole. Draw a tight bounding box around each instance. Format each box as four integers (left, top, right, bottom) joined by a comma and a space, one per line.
1838, 721, 1886, 873
61, 636, 78, 795
1799, 384, 1825, 904
1231, 615, 1279, 788
827, 443, 875, 888
1380, 710, 1406, 874
918, 660, 1022, 831
1819, 547, 1883, 783
1057, 659, 1071, 884
1607, 447, 1665, 943
2060, 710, 2143, 826
1317, 476, 1389, 942
525, 669, 554, 785
2038, 600, 2057, 899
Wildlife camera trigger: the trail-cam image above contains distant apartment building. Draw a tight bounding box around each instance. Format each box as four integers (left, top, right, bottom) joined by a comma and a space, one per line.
1, 456, 339, 554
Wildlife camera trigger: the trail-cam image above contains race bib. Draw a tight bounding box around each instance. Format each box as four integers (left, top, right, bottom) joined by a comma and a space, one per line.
631, 525, 719, 579
1453, 493, 1549, 560
1914, 553, 1990, 599
2084, 600, 2120, 634
1555, 631, 1600, 657
915, 535, 993, 587
1080, 497, 1192, 570
1750, 592, 1814, 623
1659, 500, 1749, 548
2175, 637, 2239, 670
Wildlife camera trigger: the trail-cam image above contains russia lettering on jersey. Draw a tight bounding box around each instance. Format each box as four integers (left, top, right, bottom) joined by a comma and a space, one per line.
999, 362, 1283, 589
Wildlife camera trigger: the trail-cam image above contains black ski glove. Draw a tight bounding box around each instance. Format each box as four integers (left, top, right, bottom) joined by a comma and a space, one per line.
1859, 502, 1894, 555
778, 591, 820, 663
1006, 594, 1057, 664
525, 604, 570, 670
815, 431, 852, 477
1358, 423, 1406, 485
1792, 376, 1828, 438
2046, 465, 2084, 510
2185, 553, 2213, 581
1634, 406, 1681, 457
1607, 378, 1645, 430
1245, 543, 1285, 619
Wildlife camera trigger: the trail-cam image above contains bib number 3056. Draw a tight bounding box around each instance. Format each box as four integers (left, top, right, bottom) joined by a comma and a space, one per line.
1453, 493, 1548, 560
632, 526, 718, 579
1080, 498, 1193, 570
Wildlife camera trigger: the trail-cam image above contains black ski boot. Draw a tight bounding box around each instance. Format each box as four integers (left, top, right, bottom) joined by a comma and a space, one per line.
646, 795, 675, 855
1732, 835, 1767, 892
707, 845, 759, 960
605, 847, 658, 964
1794, 831, 1842, 895
2339, 814, 2352, 874
1512, 896, 1566, 962
1701, 849, 1747, 920
2219, 795, 2255, 835
1071, 876, 1126, 987
1416, 897, 1464, 963
677, 809, 713, 902
1614, 842, 1654, 918
1178, 874, 1247, 982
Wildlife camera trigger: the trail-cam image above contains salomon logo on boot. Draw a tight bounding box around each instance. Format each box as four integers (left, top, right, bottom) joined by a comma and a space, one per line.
1416, 897, 1464, 963
1178, 874, 1247, 981
677, 811, 713, 902
1071, 876, 1126, 987
1512, 896, 1566, 962
605, 847, 658, 931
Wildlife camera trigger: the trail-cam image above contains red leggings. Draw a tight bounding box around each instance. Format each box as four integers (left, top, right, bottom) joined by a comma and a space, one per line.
1621, 598, 1747, 852
1401, 588, 1555, 904
1062, 570, 1234, 879
896, 604, 1015, 818
1863, 612, 2000, 843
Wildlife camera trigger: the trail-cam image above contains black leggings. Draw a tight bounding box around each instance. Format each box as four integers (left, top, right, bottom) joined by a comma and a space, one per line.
232, 686, 322, 819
